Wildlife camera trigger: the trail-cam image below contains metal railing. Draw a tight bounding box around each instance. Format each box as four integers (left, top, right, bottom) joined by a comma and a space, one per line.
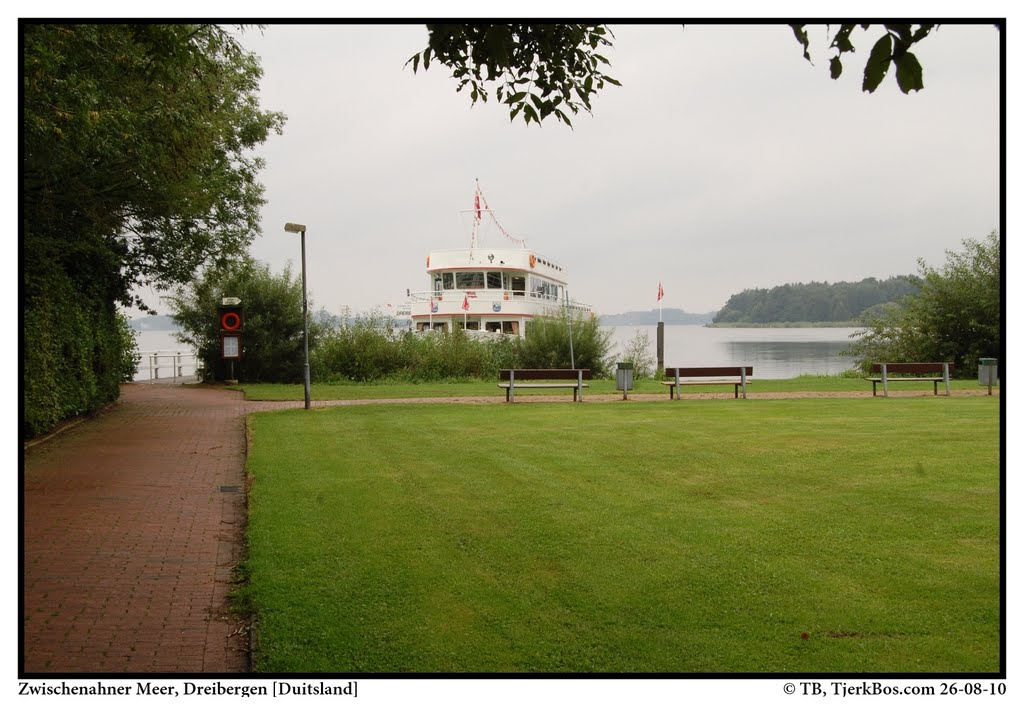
408, 289, 592, 312
138, 350, 199, 383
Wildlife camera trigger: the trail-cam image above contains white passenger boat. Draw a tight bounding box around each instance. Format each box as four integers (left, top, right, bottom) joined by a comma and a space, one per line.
407, 184, 592, 335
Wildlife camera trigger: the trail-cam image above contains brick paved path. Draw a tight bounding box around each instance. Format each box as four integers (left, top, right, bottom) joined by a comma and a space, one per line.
21, 383, 295, 674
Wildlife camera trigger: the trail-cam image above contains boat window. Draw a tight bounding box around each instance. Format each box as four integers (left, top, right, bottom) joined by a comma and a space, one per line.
485, 321, 501, 332
465, 321, 480, 330
442, 272, 454, 290
433, 274, 443, 292
510, 276, 525, 295
530, 277, 560, 300
456, 271, 485, 289
502, 322, 515, 334
486, 272, 503, 289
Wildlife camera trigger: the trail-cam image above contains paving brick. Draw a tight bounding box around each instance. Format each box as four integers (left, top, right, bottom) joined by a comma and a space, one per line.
21, 383, 285, 674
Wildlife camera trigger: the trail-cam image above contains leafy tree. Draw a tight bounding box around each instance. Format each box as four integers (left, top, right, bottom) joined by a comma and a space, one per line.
409, 23, 947, 126
167, 258, 319, 383
22, 23, 284, 434
846, 231, 1000, 373
23, 23, 285, 309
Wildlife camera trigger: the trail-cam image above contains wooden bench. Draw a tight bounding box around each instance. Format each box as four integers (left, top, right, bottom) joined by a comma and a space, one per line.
865, 363, 951, 396
662, 366, 753, 399
499, 368, 591, 402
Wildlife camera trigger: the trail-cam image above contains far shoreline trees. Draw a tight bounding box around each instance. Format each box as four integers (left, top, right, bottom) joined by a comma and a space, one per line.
712, 276, 919, 326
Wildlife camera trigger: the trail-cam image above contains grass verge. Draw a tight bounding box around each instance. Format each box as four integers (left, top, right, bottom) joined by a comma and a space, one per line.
235, 375, 986, 401
245, 397, 1000, 673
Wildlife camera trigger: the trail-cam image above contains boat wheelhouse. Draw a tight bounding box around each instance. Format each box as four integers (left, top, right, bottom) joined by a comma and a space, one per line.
408, 185, 591, 335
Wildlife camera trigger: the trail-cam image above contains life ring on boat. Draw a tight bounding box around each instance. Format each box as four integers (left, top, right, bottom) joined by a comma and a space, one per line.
529, 254, 536, 268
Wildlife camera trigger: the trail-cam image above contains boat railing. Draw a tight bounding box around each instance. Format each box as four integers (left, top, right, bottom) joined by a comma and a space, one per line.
409, 289, 591, 312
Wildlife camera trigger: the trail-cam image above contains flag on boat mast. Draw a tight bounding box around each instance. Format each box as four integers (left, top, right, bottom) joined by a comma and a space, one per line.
462, 293, 470, 329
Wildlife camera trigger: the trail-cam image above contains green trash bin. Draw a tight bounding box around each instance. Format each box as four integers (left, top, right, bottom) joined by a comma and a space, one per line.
616, 362, 634, 399
978, 358, 998, 392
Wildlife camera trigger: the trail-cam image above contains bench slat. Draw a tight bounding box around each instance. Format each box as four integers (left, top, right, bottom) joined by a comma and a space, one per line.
864, 377, 944, 382
869, 363, 951, 374
664, 366, 752, 378
660, 380, 748, 386
498, 383, 590, 389
499, 369, 592, 381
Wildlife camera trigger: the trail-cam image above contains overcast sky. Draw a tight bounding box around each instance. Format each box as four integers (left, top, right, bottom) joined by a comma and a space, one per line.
140, 21, 1002, 319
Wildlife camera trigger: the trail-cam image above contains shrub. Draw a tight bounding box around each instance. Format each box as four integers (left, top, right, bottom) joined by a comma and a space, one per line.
615, 329, 657, 379
846, 231, 1000, 373
519, 313, 612, 377
168, 258, 320, 383
22, 263, 137, 438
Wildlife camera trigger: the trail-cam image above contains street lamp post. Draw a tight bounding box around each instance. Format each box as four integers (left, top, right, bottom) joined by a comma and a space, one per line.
284, 222, 311, 409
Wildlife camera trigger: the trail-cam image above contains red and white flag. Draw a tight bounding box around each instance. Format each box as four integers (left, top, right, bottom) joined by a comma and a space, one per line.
657, 281, 665, 302
474, 192, 481, 220
462, 295, 470, 311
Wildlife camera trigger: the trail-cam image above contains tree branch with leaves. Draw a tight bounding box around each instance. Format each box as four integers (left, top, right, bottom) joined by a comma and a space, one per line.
407, 24, 619, 127
790, 23, 936, 93
410, 23, 952, 127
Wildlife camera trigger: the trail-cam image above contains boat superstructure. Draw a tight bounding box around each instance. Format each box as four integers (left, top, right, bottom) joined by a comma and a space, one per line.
408, 184, 591, 335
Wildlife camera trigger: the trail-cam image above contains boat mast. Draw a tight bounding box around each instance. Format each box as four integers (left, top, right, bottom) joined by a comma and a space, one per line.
462, 180, 528, 250
471, 180, 482, 250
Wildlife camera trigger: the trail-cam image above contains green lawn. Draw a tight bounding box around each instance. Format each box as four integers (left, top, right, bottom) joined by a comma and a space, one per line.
245, 397, 1000, 673
236, 375, 986, 401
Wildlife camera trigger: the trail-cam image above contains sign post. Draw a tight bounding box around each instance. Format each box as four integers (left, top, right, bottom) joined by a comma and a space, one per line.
219, 298, 243, 383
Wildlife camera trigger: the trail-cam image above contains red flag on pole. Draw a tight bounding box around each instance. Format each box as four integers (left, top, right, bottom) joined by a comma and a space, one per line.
462, 295, 470, 310
657, 282, 665, 301
474, 192, 481, 220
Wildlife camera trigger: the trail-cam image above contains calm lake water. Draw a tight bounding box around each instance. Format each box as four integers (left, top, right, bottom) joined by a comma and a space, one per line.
607, 325, 863, 379
133, 326, 864, 382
